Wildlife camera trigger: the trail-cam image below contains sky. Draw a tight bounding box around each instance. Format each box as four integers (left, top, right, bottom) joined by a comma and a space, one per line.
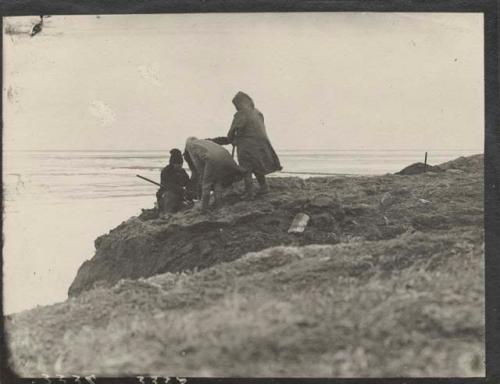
2, 12, 484, 151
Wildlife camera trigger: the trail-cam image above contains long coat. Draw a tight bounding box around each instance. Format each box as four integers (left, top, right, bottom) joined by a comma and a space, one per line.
185, 138, 246, 189
160, 164, 190, 196
156, 164, 190, 213
227, 97, 282, 176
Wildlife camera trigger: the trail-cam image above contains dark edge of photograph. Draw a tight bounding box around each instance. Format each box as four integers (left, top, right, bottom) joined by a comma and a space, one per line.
1, 0, 499, 383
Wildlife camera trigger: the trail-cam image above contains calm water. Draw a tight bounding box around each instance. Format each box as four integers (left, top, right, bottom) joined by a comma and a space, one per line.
3, 149, 481, 314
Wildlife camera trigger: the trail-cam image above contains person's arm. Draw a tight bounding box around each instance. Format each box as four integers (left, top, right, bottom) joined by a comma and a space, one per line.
227, 111, 246, 142
186, 171, 199, 201
183, 150, 194, 171
200, 164, 212, 213
160, 167, 168, 189
207, 136, 232, 146
213, 182, 223, 208
179, 167, 190, 187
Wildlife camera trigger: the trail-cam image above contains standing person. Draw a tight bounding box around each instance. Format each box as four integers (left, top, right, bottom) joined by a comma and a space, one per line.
227, 91, 282, 199
156, 148, 191, 213
184, 137, 246, 213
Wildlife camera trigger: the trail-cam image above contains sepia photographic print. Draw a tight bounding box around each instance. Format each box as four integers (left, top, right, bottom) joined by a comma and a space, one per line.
1, 3, 498, 380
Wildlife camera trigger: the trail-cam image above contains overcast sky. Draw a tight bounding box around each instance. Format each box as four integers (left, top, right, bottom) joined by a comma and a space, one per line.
3, 12, 484, 151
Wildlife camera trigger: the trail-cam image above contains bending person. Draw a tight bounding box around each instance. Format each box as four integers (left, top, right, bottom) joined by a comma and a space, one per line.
227, 91, 282, 198
184, 137, 246, 213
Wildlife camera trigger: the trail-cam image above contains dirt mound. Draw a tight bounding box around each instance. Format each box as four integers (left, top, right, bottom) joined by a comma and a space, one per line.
8, 229, 484, 377
438, 154, 483, 172
68, 155, 484, 298
396, 162, 443, 175
68, 178, 344, 297
396, 153, 483, 176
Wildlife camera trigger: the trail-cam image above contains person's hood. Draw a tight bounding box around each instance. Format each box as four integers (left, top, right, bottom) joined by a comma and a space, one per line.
185, 136, 198, 147
169, 148, 183, 165
232, 91, 255, 110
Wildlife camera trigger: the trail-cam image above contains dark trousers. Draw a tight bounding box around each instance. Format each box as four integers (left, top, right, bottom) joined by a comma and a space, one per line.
243, 172, 269, 195
157, 190, 184, 213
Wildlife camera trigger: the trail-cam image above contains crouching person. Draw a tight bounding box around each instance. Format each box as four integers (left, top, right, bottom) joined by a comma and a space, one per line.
156, 148, 192, 214
184, 137, 246, 213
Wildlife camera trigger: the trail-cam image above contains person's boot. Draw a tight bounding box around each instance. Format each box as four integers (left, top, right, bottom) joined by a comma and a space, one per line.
241, 173, 255, 200
255, 174, 269, 196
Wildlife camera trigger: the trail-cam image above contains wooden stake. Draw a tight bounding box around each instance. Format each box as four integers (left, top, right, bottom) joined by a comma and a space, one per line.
424, 152, 428, 172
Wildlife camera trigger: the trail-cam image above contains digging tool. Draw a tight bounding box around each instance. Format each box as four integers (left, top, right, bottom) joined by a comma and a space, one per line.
136, 174, 167, 189
137, 174, 197, 204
